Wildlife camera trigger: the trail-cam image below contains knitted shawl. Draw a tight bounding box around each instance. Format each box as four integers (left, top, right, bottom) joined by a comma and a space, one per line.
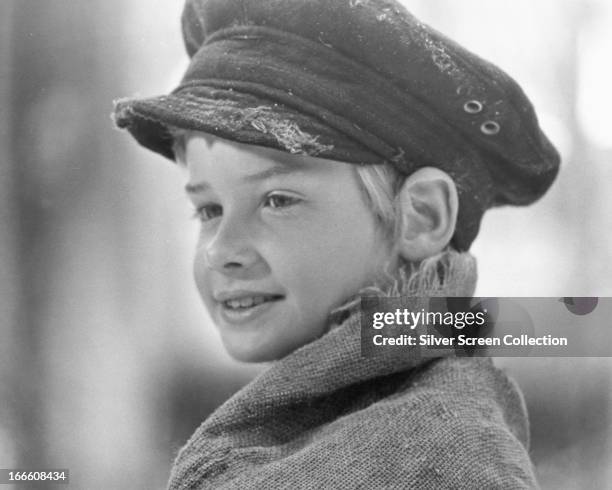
167, 254, 538, 489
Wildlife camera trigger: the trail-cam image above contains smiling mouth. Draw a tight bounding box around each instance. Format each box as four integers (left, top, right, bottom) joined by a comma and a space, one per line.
217, 293, 285, 326
221, 294, 284, 311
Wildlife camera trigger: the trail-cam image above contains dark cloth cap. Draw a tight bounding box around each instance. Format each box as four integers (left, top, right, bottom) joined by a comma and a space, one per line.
113, 0, 560, 250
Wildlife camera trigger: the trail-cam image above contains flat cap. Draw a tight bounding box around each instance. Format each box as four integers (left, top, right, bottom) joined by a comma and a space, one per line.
113, 0, 560, 250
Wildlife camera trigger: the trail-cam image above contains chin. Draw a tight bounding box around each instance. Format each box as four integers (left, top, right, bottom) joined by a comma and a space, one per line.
223, 339, 288, 363
219, 321, 328, 363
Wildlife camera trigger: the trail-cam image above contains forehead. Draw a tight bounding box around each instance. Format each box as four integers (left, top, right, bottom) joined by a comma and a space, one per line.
183, 132, 357, 190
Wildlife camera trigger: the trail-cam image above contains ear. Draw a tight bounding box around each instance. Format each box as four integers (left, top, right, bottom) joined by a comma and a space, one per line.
395, 167, 458, 262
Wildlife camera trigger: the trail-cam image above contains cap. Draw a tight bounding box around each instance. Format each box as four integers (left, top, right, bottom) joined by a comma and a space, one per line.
112, 0, 561, 250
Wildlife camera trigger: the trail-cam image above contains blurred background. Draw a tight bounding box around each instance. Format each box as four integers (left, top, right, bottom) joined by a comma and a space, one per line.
1, 0, 611, 488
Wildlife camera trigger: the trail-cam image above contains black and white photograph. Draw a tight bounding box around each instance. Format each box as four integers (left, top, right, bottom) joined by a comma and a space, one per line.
1, 0, 611, 488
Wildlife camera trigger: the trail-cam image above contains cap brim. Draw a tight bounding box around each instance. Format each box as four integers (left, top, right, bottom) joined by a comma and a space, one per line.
112, 90, 380, 163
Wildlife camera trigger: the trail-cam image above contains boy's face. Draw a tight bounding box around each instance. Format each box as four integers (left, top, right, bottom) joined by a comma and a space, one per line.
185, 133, 394, 362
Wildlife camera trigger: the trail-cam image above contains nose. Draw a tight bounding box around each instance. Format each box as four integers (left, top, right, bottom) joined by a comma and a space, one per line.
203, 215, 262, 275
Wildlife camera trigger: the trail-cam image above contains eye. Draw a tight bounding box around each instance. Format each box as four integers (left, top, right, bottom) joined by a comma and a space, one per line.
193, 203, 222, 222
264, 193, 302, 209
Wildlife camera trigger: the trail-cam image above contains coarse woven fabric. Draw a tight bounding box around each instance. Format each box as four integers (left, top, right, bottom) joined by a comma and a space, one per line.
112, 0, 561, 251
166, 253, 539, 489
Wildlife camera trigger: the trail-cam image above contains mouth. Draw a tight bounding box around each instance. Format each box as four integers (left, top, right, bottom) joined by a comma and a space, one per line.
215, 292, 285, 325
221, 294, 284, 310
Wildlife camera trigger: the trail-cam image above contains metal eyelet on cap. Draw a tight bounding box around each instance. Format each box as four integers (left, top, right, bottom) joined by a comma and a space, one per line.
463, 100, 483, 114
481, 121, 500, 135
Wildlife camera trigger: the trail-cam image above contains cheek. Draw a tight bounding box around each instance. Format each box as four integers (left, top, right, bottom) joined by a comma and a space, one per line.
192, 247, 214, 305
276, 214, 387, 303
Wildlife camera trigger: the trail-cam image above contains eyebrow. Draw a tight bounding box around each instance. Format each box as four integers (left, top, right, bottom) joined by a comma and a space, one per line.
185, 162, 309, 194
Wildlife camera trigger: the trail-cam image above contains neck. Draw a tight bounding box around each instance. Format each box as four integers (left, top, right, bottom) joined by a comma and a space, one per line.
330, 249, 478, 324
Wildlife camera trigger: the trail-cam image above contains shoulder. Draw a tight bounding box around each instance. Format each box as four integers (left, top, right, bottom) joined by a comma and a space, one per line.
331, 357, 539, 489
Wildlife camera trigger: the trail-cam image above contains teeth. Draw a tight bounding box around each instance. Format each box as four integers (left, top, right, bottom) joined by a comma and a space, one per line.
224, 296, 274, 309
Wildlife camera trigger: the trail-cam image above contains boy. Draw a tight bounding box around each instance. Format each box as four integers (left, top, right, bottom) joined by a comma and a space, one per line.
113, 0, 559, 488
